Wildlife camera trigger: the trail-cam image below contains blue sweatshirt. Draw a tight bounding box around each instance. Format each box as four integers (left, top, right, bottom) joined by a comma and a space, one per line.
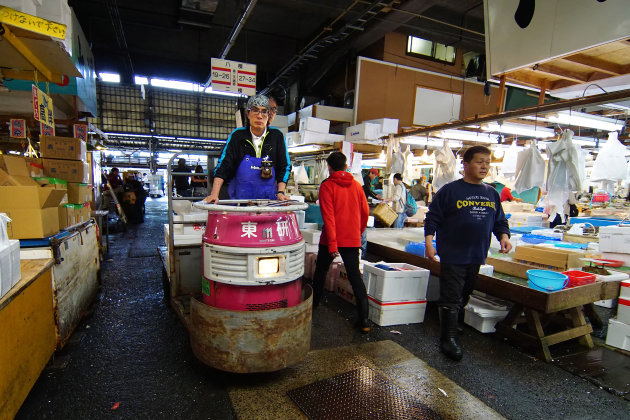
424, 179, 510, 265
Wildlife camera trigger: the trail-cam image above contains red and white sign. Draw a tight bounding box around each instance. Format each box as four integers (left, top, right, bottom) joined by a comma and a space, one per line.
10, 119, 26, 138
40, 121, 55, 137
74, 124, 87, 140
210, 58, 256, 96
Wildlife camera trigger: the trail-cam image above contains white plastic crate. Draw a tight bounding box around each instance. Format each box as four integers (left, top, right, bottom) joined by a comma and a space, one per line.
363, 263, 429, 303
368, 298, 426, 326
618, 297, 630, 325
606, 317, 630, 351
464, 295, 509, 333
301, 229, 321, 245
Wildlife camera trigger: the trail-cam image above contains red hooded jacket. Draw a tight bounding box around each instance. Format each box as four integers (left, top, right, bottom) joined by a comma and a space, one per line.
318, 171, 369, 253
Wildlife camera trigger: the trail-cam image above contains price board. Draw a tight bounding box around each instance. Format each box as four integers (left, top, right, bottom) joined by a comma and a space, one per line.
32, 85, 55, 128
210, 58, 256, 96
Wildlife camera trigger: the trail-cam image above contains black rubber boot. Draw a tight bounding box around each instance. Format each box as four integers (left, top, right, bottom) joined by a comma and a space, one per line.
439, 306, 463, 361
357, 298, 371, 333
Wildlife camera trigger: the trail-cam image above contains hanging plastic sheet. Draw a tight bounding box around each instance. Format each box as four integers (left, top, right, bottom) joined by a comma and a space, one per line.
433, 141, 457, 190
514, 143, 546, 193
591, 131, 627, 182
501, 142, 520, 178
316, 160, 328, 184
402, 145, 414, 184
545, 130, 582, 221
294, 163, 310, 185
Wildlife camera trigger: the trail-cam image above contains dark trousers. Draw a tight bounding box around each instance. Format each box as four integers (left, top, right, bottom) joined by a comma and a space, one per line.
439, 262, 480, 311
312, 245, 368, 312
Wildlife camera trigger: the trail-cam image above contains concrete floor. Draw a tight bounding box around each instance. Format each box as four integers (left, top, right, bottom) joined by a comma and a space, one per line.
16, 197, 630, 419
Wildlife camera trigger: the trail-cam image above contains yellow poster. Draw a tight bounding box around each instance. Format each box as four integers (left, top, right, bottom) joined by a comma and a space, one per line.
0, 6, 66, 39
32, 85, 54, 127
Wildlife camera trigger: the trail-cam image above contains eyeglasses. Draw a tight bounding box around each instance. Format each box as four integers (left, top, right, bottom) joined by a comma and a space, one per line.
270, 107, 277, 114
248, 107, 269, 116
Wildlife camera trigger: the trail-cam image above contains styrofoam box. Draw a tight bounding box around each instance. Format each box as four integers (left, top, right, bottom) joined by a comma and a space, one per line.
368, 298, 426, 326
599, 226, 630, 254
595, 298, 616, 308
298, 105, 353, 123
363, 263, 429, 303
164, 224, 202, 247
301, 229, 321, 244
295, 210, 305, 229
365, 118, 399, 136
299, 117, 330, 134
479, 264, 494, 276
9, 240, 20, 286
367, 216, 375, 228
305, 243, 318, 253
302, 222, 318, 230
621, 280, 630, 299
345, 123, 381, 142
272, 115, 289, 128
601, 252, 630, 267
0, 245, 12, 298
173, 213, 207, 235
618, 297, 630, 325
606, 317, 630, 351
464, 295, 509, 333
300, 130, 344, 145
286, 132, 300, 146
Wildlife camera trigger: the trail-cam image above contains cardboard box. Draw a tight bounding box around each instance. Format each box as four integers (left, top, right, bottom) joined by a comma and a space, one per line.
67, 182, 91, 204
298, 105, 353, 123
513, 245, 583, 270
40, 136, 87, 161
345, 122, 381, 143
43, 158, 90, 183
73, 203, 91, 224
3, 207, 60, 239
299, 117, 330, 133
33, 176, 68, 190
58, 204, 74, 229
24, 157, 45, 177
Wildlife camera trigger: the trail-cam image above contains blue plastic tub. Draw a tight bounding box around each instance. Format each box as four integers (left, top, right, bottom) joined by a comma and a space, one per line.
405, 241, 436, 257
526, 269, 569, 292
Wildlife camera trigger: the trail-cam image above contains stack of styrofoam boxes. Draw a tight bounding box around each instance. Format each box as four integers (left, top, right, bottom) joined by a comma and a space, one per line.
365, 118, 399, 138
599, 225, 630, 268
507, 212, 546, 228
301, 228, 320, 254
298, 117, 345, 145
606, 280, 630, 351
0, 214, 21, 299
272, 114, 290, 136
464, 294, 510, 333
362, 263, 430, 326
345, 122, 381, 144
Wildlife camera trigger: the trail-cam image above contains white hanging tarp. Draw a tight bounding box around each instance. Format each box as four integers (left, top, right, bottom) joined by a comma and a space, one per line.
591, 131, 628, 182
514, 143, 546, 193
501, 142, 520, 178
433, 141, 458, 190
545, 130, 582, 221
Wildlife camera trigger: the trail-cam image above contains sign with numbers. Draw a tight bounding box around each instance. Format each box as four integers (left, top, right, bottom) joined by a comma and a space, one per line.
32, 85, 54, 128
210, 58, 256, 96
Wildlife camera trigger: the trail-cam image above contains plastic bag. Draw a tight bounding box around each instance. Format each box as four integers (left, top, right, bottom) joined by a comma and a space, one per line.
433, 141, 457, 190
545, 130, 582, 221
294, 163, 310, 185
591, 131, 627, 182
514, 144, 545, 193
501, 142, 520, 178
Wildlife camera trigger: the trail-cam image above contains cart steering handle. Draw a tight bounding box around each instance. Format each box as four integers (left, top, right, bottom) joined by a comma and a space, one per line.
193, 199, 309, 213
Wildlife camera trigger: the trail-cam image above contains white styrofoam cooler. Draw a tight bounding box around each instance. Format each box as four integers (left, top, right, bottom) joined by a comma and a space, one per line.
362, 263, 429, 303
368, 298, 426, 326
8, 240, 20, 286
299, 117, 330, 133
300, 229, 321, 245
621, 280, 630, 299
606, 317, 630, 351
617, 297, 630, 325
173, 213, 207, 235
0, 240, 21, 297
599, 225, 630, 254
365, 118, 399, 136
345, 123, 381, 143
464, 295, 509, 333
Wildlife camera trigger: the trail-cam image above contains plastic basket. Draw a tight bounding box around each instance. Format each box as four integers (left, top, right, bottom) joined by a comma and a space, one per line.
527, 269, 568, 292
373, 203, 398, 227
562, 270, 596, 288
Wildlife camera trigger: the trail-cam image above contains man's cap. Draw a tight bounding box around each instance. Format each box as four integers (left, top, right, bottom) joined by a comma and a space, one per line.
369, 168, 379, 176
247, 94, 270, 110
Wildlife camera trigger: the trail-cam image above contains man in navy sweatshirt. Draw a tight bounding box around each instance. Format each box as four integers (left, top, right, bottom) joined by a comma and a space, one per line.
424, 145, 512, 361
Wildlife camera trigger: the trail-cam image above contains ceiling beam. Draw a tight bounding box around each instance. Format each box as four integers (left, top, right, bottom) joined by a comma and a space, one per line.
532, 63, 589, 84
561, 54, 622, 76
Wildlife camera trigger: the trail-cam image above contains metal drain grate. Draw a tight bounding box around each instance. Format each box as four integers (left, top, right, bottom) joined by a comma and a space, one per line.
245, 299, 288, 311
287, 366, 444, 420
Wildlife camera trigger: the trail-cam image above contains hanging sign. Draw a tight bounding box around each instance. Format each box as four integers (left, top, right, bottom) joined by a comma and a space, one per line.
32, 84, 54, 128
10, 119, 26, 138
0, 6, 66, 39
40, 121, 55, 137
210, 58, 256, 96
73, 124, 87, 140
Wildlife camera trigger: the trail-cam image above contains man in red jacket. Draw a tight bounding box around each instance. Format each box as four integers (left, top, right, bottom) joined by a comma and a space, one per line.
313, 151, 371, 332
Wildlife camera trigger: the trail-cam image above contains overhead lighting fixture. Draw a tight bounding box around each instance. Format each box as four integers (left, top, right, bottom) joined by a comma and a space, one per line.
98, 72, 120, 83
400, 136, 463, 148
481, 122, 555, 138
544, 111, 624, 132
287, 144, 327, 153
433, 129, 496, 143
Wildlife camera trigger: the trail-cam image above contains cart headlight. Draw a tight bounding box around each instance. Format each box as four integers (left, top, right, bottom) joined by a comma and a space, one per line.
258, 257, 280, 275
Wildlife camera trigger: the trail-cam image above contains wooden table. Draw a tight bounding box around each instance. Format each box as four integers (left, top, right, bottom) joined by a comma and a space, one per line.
0, 259, 55, 420
368, 242, 621, 362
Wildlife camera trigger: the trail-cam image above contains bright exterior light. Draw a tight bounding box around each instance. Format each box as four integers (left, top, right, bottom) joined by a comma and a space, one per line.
99, 72, 120, 83
545, 111, 624, 132
481, 123, 555, 138
258, 257, 279, 275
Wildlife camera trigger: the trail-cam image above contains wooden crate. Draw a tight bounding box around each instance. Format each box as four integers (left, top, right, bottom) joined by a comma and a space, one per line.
513, 245, 584, 271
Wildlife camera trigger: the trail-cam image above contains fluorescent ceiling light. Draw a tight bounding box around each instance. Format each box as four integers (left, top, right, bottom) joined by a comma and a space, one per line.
481, 122, 555, 138
288, 144, 327, 153
135, 76, 149, 85
400, 136, 463, 148
545, 111, 624, 132
99, 72, 120, 83
434, 129, 496, 143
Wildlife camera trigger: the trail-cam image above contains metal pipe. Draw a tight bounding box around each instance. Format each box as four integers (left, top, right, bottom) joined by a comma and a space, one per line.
219, 0, 258, 59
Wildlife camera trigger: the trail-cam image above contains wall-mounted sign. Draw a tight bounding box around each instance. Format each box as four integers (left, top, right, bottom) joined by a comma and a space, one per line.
73, 124, 87, 140
10, 119, 26, 138
210, 58, 256, 96
0, 6, 66, 39
40, 121, 55, 137
32, 84, 54, 128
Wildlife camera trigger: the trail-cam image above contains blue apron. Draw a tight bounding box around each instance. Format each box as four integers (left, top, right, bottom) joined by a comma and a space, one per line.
228, 154, 276, 199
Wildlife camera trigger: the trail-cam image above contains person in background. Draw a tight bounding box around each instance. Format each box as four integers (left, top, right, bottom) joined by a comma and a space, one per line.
104, 167, 124, 211
107, 167, 123, 190
391, 173, 407, 228
424, 146, 511, 361
191, 165, 207, 197
313, 152, 370, 332
204, 94, 290, 203
363, 168, 382, 200
268, 96, 278, 125
173, 158, 192, 197
411, 176, 428, 204
500, 186, 522, 202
